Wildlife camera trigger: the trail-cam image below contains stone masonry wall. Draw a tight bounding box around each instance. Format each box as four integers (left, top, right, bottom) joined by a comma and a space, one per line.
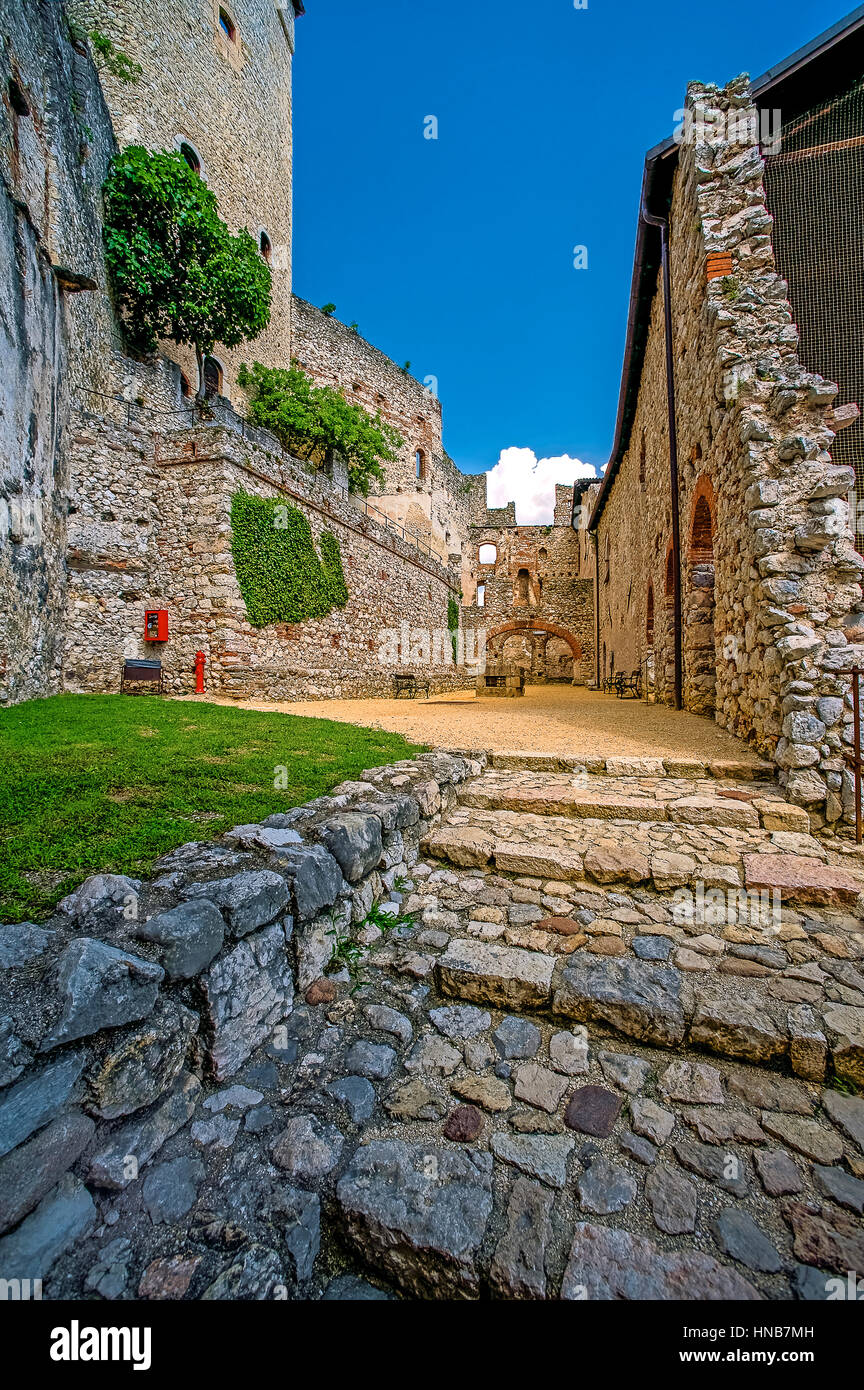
462, 486, 595, 685
63, 408, 473, 700
69, 0, 295, 402
291, 297, 484, 581
0, 748, 478, 1292
595, 77, 864, 829
0, 0, 117, 705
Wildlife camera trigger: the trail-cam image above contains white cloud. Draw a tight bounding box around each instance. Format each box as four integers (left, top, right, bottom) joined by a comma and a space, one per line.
484, 447, 598, 524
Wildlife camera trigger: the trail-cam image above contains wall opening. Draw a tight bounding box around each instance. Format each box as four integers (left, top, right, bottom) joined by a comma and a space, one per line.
478, 543, 497, 565
685, 488, 716, 714
203, 356, 223, 398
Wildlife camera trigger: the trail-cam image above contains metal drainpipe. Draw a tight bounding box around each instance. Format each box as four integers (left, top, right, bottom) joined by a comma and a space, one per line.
642, 200, 683, 711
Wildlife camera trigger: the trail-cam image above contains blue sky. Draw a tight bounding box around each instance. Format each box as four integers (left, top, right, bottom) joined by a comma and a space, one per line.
292, 0, 849, 493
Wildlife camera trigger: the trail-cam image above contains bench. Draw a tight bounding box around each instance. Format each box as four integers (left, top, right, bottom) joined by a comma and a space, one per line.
614, 670, 642, 699
393, 673, 430, 699
121, 658, 164, 695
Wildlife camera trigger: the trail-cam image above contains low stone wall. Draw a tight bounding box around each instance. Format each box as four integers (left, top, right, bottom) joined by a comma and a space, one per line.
0, 750, 479, 1286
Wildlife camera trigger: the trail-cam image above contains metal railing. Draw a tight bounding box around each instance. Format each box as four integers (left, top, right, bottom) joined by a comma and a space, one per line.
72, 384, 447, 569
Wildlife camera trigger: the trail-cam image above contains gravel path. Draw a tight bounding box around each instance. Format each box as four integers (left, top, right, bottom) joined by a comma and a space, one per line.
181, 684, 763, 762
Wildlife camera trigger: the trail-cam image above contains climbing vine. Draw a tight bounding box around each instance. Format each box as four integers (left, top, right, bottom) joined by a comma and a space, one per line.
447, 596, 460, 660
230, 492, 349, 627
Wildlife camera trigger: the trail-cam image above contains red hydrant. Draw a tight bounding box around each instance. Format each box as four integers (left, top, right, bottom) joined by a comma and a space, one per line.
195, 650, 206, 694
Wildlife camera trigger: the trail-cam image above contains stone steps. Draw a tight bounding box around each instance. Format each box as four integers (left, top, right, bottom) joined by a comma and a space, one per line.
443, 748, 776, 781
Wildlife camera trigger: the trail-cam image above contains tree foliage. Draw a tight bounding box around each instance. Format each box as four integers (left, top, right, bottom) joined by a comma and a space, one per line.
230, 491, 349, 627
102, 147, 271, 394
237, 359, 402, 496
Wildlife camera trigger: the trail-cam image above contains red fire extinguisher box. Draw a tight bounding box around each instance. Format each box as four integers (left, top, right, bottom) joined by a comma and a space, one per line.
144, 610, 169, 642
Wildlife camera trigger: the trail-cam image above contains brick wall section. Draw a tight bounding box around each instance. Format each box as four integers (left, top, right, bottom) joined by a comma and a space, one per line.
69, 0, 295, 401
64, 411, 473, 700
0, 1, 116, 704
462, 486, 595, 685
594, 78, 864, 827
291, 297, 484, 578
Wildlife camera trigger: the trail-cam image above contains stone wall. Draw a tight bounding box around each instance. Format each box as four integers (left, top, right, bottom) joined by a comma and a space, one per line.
0, 748, 478, 1291
0, 0, 117, 705
291, 297, 484, 579
63, 407, 474, 700
462, 486, 595, 685
594, 78, 864, 828
69, 0, 296, 402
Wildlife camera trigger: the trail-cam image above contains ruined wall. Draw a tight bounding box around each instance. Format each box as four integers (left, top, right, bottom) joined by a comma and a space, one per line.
0, 0, 117, 705
462, 486, 595, 685
595, 78, 864, 827
63, 410, 472, 700
291, 297, 483, 576
69, 0, 296, 401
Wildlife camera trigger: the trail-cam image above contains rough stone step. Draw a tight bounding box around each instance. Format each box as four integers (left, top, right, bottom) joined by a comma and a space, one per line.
458, 784, 762, 829
434, 938, 862, 1085
443, 749, 776, 781
743, 853, 864, 909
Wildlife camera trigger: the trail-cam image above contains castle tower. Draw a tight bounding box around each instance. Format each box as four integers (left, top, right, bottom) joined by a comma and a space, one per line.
69, 0, 301, 399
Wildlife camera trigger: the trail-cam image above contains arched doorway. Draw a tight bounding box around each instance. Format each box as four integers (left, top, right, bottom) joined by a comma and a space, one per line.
685, 480, 717, 714
487, 620, 584, 685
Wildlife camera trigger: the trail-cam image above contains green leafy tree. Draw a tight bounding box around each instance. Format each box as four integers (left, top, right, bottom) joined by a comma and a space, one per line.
102, 146, 272, 398
321, 303, 337, 316
237, 360, 402, 496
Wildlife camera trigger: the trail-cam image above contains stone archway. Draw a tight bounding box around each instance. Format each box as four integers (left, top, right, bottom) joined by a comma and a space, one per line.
487, 620, 584, 684
684, 477, 717, 714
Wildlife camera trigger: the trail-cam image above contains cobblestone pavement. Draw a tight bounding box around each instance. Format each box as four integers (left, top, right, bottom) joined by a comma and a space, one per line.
180, 684, 766, 763
12, 752, 862, 1302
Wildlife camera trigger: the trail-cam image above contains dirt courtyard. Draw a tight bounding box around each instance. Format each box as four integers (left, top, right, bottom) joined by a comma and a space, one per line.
181, 683, 764, 762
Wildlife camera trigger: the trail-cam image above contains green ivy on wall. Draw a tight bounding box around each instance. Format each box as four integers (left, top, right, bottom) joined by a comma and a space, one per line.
230, 492, 349, 627
447, 596, 460, 660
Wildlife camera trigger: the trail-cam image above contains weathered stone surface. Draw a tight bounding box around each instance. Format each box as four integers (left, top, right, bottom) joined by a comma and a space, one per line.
549, 1029, 589, 1075
0, 1111, 94, 1234
201, 1244, 285, 1300
384, 1078, 445, 1121
490, 1132, 575, 1188
0, 1174, 96, 1280
597, 1050, 652, 1095
0, 1017, 30, 1089
689, 998, 787, 1063
138, 1254, 201, 1300
345, 1040, 396, 1081
760, 1112, 843, 1164
630, 1097, 674, 1146
197, 870, 290, 938
561, 1223, 760, 1300
85, 996, 198, 1119
0, 921, 54, 969
743, 853, 864, 907
583, 844, 650, 885
84, 1237, 131, 1299
270, 1114, 344, 1180
437, 939, 555, 1009
269, 844, 344, 922
660, 1059, 725, 1105
822, 1005, 864, 1086
754, 1147, 804, 1196
618, 1128, 656, 1165
632, 935, 674, 961
490, 1177, 553, 1298
199, 922, 294, 1080
429, 1004, 489, 1040
444, 1104, 483, 1142
535, 915, 583, 936
275, 1186, 321, 1282
812, 1164, 864, 1213
404, 1035, 461, 1076
337, 1140, 493, 1297
554, 956, 685, 1047
321, 1274, 394, 1301
305, 977, 337, 1006
326, 1075, 376, 1123
493, 1015, 541, 1059
564, 1085, 623, 1138
783, 1200, 864, 1276
727, 1070, 813, 1114
142, 1155, 205, 1224
319, 813, 383, 882
494, 842, 583, 879
58, 874, 140, 933
0, 1050, 86, 1159
651, 851, 697, 890
86, 1072, 200, 1189
513, 1062, 569, 1114
41, 938, 164, 1050
646, 1162, 698, 1234
680, 1107, 766, 1145
451, 1074, 511, 1113
673, 1138, 748, 1195
135, 899, 224, 979
577, 1157, 637, 1214
821, 1088, 864, 1152
423, 826, 494, 867
711, 1209, 782, 1272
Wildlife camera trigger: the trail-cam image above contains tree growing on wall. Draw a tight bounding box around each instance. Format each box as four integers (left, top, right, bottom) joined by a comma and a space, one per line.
237, 359, 402, 496
102, 146, 272, 398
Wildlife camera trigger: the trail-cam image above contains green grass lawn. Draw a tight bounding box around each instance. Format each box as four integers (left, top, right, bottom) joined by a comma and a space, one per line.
0, 694, 424, 923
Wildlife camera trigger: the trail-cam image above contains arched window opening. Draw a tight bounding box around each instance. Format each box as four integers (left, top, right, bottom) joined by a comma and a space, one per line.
179, 372, 192, 398
646, 585, 655, 647
415, 449, 426, 480
478, 543, 497, 566
516, 568, 530, 602
178, 141, 201, 175
203, 356, 223, 398
476, 584, 486, 608
690, 495, 714, 562
538, 546, 548, 565
259, 231, 272, 264
218, 8, 237, 41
